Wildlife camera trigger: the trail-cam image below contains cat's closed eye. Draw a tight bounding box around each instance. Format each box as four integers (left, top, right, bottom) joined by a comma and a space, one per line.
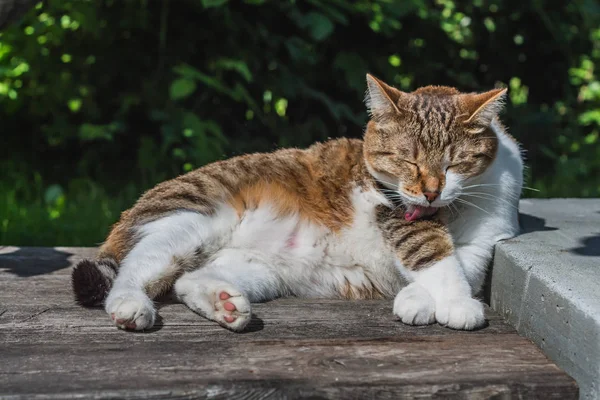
369, 151, 395, 157
401, 159, 418, 168
446, 153, 490, 171
446, 161, 471, 172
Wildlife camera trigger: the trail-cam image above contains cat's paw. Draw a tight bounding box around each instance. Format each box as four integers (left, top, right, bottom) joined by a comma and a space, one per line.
213, 287, 251, 332
106, 292, 155, 331
393, 283, 436, 326
175, 278, 252, 332
435, 297, 485, 330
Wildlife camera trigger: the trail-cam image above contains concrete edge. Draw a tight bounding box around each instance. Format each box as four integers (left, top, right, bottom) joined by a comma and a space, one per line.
491, 244, 599, 400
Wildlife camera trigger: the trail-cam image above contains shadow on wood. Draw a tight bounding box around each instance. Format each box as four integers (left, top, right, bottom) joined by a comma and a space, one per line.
0, 246, 74, 277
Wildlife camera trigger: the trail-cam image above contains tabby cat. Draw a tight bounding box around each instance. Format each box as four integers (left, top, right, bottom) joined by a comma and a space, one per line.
72, 74, 523, 332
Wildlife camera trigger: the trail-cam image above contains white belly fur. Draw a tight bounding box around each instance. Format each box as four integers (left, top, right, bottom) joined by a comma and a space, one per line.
206, 187, 403, 299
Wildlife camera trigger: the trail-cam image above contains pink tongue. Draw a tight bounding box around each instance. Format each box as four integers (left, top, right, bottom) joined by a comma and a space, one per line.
405, 206, 437, 221
405, 206, 425, 221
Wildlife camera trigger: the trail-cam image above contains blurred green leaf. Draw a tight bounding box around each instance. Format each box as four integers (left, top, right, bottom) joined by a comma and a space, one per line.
169, 78, 197, 100
214, 58, 253, 82
285, 37, 317, 64
78, 123, 119, 141
301, 12, 334, 41
44, 184, 64, 205
201, 0, 229, 8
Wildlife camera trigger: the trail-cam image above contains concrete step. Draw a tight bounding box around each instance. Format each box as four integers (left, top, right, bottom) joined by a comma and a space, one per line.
491, 199, 600, 400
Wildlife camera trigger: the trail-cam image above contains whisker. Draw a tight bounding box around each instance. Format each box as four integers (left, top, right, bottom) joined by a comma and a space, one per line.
392, 202, 406, 212
375, 177, 399, 188
445, 204, 456, 220
462, 183, 539, 193
454, 198, 492, 216
379, 189, 400, 194
459, 193, 519, 210
451, 202, 463, 219
463, 189, 520, 201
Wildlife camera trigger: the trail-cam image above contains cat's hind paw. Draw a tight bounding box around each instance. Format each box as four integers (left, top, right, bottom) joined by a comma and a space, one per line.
435, 297, 485, 330
175, 277, 252, 332
393, 283, 436, 326
106, 292, 156, 331
213, 288, 251, 332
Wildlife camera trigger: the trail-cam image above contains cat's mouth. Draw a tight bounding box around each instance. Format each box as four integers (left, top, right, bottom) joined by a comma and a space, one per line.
404, 204, 438, 221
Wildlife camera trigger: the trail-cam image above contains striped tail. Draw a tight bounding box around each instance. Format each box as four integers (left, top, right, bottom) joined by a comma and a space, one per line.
71, 258, 118, 307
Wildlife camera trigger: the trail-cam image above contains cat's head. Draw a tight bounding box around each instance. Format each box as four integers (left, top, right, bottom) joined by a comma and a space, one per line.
363, 74, 506, 220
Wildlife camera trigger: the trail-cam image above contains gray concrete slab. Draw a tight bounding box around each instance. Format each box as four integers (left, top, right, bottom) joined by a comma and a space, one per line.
492, 199, 600, 400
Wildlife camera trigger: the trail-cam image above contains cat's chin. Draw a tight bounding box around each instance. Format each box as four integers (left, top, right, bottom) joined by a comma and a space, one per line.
404, 204, 439, 221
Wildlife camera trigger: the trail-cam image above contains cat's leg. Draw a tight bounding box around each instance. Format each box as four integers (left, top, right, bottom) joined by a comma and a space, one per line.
105, 209, 236, 330
174, 249, 281, 331
386, 220, 485, 330
455, 241, 495, 295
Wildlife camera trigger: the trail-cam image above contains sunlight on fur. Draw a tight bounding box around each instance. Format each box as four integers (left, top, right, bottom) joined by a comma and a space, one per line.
72, 74, 523, 332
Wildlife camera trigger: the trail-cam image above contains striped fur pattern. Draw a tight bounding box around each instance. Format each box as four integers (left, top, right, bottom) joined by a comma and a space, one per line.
376, 205, 453, 271
72, 74, 523, 332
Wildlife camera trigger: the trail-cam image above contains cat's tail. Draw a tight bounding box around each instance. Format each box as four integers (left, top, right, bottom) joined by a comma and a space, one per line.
71, 257, 118, 307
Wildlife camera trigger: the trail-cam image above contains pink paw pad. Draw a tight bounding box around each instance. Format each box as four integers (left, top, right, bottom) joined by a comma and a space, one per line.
219, 292, 231, 300
208, 285, 251, 331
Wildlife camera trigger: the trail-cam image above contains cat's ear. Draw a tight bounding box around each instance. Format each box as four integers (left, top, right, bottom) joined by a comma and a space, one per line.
365, 74, 408, 118
460, 88, 507, 128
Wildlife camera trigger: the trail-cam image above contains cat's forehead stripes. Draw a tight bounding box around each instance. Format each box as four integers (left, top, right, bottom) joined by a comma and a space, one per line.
406, 93, 461, 144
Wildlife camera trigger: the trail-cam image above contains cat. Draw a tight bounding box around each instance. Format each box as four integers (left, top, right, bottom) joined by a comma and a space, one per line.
72, 74, 523, 332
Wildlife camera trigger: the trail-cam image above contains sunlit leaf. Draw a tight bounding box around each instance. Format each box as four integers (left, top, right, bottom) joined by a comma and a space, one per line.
68, 98, 82, 112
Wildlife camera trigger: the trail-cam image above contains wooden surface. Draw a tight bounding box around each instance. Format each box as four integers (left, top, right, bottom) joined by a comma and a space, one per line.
0, 247, 578, 399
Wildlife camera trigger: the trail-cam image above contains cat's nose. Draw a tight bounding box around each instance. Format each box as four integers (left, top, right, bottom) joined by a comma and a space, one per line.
423, 191, 439, 203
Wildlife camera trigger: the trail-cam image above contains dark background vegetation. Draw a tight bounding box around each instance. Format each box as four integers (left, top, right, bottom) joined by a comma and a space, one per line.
1, 0, 600, 246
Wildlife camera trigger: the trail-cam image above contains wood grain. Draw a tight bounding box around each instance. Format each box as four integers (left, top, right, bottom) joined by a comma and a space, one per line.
0, 247, 579, 399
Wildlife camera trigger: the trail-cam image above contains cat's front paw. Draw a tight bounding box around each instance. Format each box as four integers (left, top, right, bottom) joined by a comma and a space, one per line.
393, 283, 436, 326
106, 292, 156, 331
435, 297, 485, 330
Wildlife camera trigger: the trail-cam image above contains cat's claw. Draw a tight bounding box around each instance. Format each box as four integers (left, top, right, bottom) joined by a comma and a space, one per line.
393, 283, 436, 326
213, 288, 251, 331
435, 297, 485, 330
106, 293, 156, 331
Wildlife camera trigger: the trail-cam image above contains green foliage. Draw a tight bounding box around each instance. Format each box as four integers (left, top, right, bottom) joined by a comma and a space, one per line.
1, 0, 599, 245
0, 174, 136, 246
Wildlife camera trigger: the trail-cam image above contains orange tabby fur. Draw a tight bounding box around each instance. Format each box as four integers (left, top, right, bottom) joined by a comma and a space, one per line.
81, 76, 509, 305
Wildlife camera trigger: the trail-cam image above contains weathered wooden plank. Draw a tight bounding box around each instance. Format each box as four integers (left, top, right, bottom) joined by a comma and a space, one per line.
0, 383, 578, 400
0, 335, 577, 399
0, 302, 516, 345
0, 246, 579, 399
